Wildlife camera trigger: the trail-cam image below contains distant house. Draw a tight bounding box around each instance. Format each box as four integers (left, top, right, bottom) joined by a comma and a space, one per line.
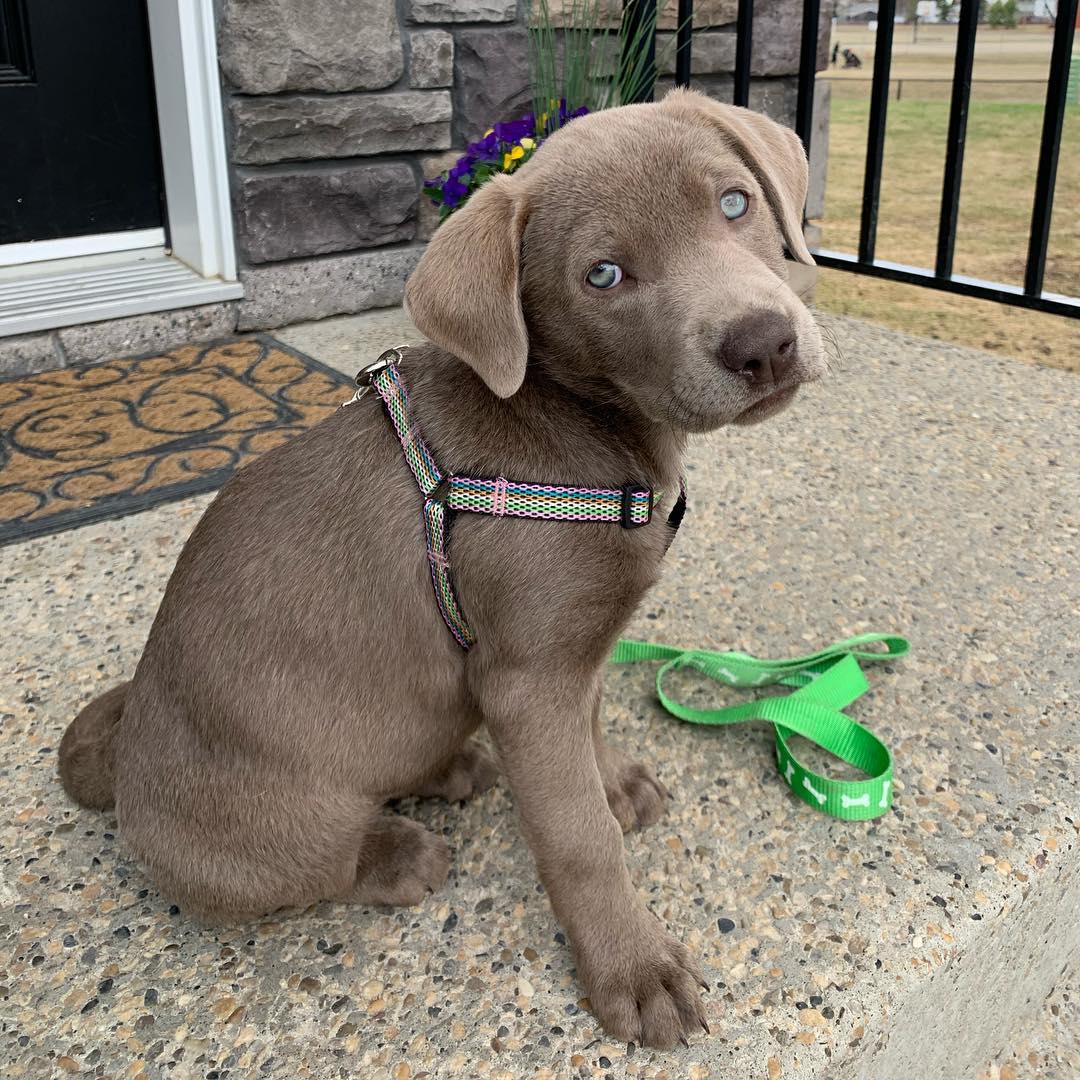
1016, 0, 1058, 20
834, 1, 880, 23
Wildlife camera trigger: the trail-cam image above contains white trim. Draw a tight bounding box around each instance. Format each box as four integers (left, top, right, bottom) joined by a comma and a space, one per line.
0, 253, 243, 336
0, 0, 240, 337
146, 0, 238, 281
0, 247, 165, 282
0, 228, 166, 267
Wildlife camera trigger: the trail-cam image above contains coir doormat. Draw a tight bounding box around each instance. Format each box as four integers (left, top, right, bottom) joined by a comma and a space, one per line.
0, 336, 350, 547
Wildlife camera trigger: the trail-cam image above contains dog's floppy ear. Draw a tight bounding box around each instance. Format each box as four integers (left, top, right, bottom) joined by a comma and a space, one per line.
405, 174, 529, 398
661, 88, 814, 265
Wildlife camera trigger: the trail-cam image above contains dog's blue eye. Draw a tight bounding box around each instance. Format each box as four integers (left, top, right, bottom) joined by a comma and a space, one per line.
585, 261, 623, 289
720, 190, 749, 220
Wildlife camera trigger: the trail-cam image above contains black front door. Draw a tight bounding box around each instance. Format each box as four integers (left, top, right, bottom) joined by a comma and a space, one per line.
0, 0, 165, 247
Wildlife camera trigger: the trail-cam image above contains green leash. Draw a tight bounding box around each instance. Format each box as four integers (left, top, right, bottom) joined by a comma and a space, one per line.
610, 633, 909, 821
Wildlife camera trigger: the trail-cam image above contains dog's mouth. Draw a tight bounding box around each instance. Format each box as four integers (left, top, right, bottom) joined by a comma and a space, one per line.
731, 384, 800, 426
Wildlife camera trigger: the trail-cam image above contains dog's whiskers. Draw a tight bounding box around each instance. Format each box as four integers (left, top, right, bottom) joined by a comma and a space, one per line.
658, 385, 690, 433
811, 308, 847, 377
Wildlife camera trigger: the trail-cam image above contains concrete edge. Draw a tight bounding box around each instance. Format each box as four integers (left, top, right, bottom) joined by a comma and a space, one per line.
836, 847, 1079, 1078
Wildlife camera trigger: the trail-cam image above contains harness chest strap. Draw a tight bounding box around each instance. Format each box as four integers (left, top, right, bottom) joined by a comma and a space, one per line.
351, 350, 682, 649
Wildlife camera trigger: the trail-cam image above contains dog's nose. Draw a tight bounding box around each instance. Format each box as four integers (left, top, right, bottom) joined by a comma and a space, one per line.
718, 312, 796, 385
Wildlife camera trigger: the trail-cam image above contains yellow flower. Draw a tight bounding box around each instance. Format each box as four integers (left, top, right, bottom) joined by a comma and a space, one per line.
502, 145, 526, 170
519, 137, 535, 150
484, 128, 494, 137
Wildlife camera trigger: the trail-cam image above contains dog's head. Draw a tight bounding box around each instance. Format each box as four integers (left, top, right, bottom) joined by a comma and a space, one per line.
405, 88, 825, 431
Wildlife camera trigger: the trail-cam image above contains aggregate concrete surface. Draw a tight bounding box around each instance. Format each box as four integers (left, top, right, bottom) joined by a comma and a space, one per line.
2, 310, 1077, 1079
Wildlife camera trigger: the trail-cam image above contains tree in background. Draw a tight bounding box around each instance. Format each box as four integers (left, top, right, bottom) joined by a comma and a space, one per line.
986, 0, 1019, 28
936, 0, 956, 21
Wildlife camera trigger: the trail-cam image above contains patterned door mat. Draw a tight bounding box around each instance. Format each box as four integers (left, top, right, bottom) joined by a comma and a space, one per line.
0, 336, 351, 547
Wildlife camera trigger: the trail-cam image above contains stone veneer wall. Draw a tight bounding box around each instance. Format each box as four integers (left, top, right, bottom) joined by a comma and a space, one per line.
0, 0, 831, 375
220, 0, 462, 333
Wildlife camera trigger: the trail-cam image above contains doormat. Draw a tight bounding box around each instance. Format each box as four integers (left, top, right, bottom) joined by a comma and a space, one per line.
0, 336, 350, 547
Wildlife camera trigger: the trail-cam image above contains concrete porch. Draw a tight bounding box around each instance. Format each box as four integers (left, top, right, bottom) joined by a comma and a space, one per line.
1, 310, 1076, 1079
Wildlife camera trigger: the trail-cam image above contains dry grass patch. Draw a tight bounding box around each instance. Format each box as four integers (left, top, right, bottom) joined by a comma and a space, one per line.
814, 268, 1080, 373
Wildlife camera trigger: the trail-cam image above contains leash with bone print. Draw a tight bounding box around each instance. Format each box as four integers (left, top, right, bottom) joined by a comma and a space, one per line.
611, 633, 907, 820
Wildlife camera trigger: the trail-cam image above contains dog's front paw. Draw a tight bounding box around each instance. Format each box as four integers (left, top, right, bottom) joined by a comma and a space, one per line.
576, 920, 708, 1049
600, 751, 670, 832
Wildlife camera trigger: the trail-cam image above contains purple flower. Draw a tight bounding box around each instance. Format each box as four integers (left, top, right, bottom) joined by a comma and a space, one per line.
557, 100, 589, 124
441, 178, 469, 208
425, 103, 589, 213
493, 116, 534, 143
466, 132, 499, 159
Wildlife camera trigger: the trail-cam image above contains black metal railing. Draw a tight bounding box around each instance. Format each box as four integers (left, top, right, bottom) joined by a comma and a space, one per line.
624, 0, 1079, 318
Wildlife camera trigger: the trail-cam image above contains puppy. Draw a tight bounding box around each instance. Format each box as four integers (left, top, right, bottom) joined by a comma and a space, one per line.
59, 89, 825, 1048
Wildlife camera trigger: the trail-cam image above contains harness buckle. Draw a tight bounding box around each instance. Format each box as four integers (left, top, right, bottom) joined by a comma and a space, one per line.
342, 347, 408, 407
620, 482, 653, 529
357, 347, 407, 386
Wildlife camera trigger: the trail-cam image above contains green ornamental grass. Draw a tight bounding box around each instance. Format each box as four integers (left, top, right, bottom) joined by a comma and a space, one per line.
424, 1, 690, 220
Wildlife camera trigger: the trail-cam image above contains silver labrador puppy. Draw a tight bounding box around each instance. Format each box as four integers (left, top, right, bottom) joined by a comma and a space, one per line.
60, 89, 825, 1048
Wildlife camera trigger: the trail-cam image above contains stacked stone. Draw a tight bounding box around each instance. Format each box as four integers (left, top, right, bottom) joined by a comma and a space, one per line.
220, 0, 527, 331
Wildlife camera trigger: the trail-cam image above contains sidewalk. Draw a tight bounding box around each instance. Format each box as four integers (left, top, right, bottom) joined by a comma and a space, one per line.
2, 310, 1077, 1079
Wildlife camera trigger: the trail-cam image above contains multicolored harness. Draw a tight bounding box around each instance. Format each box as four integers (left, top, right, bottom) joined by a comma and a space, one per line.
344, 348, 685, 649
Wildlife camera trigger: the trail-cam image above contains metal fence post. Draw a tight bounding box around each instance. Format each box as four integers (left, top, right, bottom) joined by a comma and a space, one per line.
795, 0, 822, 156
733, 0, 754, 107
858, 0, 897, 265
1024, 0, 1079, 298
936, 0, 979, 279
621, 0, 658, 103
675, 0, 694, 88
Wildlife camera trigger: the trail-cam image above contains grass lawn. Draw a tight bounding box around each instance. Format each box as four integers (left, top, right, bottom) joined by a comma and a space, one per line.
817, 97, 1079, 293
810, 24, 1079, 371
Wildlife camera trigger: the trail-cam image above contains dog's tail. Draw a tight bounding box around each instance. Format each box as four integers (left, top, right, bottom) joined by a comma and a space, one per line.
58, 682, 127, 810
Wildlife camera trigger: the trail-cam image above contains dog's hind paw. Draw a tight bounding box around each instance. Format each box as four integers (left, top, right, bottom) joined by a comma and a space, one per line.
601, 754, 671, 832
353, 816, 450, 907
413, 740, 498, 803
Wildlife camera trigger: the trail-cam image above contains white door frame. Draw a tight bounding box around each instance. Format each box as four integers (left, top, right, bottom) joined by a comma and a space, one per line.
0, 0, 242, 336
146, 0, 238, 281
